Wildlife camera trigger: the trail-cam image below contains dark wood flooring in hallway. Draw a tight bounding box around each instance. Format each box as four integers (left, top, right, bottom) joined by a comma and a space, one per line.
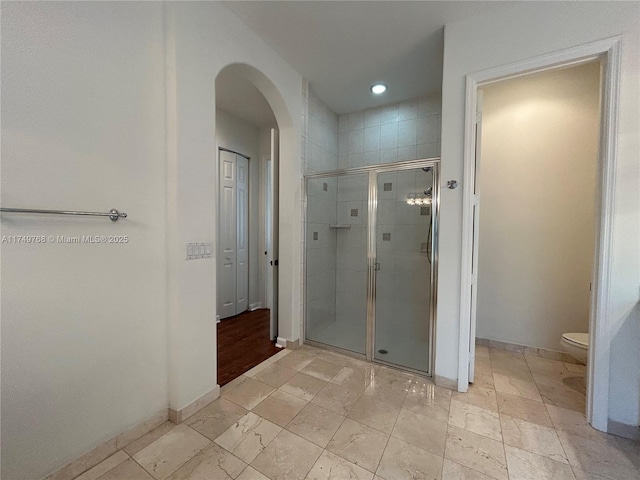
217, 308, 280, 386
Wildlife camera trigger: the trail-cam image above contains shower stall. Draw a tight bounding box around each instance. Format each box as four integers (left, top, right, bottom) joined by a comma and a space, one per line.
304, 159, 439, 375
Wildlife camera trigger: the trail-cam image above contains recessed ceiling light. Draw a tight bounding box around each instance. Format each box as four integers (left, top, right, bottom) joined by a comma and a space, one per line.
371, 83, 387, 95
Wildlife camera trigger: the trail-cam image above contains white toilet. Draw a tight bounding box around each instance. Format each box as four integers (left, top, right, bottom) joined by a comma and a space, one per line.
561, 332, 589, 364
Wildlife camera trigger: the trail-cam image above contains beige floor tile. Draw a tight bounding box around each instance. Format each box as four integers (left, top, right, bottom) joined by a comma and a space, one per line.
452, 385, 498, 413
545, 405, 609, 443
124, 423, 176, 456
537, 383, 586, 412
132, 424, 210, 480
306, 450, 374, 480
558, 431, 640, 480
442, 459, 494, 479
252, 390, 307, 427
186, 398, 248, 441
286, 403, 345, 448
276, 350, 316, 371
244, 361, 272, 378
376, 437, 443, 480
564, 363, 587, 374
95, 459, 155, 480
532, 371, 587, 394
493, 373, 542, 402
165, 443, 247, 480
279, 372, 327, 401
250, 430, 323, 480
302, 359, 344, 381
221, 376, 250, 395
504, 445, 575, 479
74, 451, 129, 480
315, 349, 352, 366
253, 363, 298, 389
489, 349, 528, 370
524, 356, 568, 375
311, 382, 361, 416
476, 345, 491, 358
327, 418, 389, 473
448, 399, 502, 442
331, 365, 375, 393
491, 363, 535, 382
222, 378, 275, 410
268, 348, 292, 363
348, 396, 400, 434
214, 412, 281, 464
237, 466, 270, 480
500, 414, 567, 464
476, 356, 493, 371
496, 392, 553, 428
362, 371, 411, 407
403, 382, 451, 422
392, 408, 448, 456
571, 467, 611, 480
614, 436, 640, 471
472, 368, 495, 390
445, 425, 508, 480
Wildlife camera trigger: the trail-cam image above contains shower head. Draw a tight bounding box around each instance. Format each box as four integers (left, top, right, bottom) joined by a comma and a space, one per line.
424, 187, 433, 197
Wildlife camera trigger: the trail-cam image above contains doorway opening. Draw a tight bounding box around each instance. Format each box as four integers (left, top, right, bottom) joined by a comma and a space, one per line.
459, 37, 622, 431
215, 67, 281, 386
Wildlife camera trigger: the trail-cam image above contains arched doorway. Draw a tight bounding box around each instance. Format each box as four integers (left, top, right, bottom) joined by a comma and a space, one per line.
214, 64, 289, 386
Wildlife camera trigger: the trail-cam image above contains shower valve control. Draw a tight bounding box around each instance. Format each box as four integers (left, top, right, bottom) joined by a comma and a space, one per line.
447, 180, 458, 189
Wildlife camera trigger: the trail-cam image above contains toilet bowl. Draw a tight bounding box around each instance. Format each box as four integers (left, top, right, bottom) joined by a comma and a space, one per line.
561, 332, 588, 364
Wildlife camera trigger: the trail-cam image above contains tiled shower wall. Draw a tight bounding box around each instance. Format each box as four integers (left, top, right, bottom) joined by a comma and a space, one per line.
302, 85, 441, 346
338, 94, 441, 169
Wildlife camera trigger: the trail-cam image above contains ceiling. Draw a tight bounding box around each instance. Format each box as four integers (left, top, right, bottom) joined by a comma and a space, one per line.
224, 1, 503, 115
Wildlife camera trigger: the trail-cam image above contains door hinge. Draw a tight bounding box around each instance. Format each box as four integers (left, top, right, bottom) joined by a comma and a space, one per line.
475, 111, 482, 123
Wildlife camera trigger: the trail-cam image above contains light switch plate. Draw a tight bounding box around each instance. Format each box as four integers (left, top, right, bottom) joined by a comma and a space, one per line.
186, 242, 213, 260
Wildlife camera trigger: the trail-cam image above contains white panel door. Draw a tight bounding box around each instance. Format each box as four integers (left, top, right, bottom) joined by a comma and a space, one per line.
218, 150, 237, 320
236, 156, 249, 314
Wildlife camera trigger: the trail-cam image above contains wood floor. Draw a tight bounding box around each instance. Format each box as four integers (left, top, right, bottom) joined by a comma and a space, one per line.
217, 308, 280, 386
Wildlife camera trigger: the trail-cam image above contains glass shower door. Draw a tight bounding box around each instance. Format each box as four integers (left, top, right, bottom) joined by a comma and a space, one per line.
373, 166, 435, 372
305, 173, 369, 355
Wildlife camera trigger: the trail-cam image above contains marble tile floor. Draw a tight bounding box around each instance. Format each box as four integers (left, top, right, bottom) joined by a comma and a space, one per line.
71, 345, 639, 480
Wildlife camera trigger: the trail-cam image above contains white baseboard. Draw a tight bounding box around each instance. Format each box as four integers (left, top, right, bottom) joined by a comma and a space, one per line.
249, 302, 263, 311
608, 419, 640, 441
44, 408, 168, 480
169, 385, 220, 425
434, 374, 458, 391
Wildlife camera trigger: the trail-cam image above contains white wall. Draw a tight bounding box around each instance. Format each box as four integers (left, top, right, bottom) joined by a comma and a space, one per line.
215, 108, 265, 308
440, 2, 639, 427
477, 62, 600, 351
1, 3, 168, 479
165, 2, 303, 414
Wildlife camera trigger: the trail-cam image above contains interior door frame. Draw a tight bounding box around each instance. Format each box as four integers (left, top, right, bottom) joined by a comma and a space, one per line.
458, 36, 621, 432
302, 158, 440, 376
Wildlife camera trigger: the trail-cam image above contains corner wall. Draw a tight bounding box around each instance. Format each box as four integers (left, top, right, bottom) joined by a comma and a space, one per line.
440, 2, 640, 427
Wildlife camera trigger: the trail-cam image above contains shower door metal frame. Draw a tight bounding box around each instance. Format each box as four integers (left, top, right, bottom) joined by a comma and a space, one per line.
303, 158, 440, 377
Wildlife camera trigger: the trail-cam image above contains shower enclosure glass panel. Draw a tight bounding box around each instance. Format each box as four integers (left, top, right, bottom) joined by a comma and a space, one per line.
374, 167, 434, 372
305, 173, 369, 354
